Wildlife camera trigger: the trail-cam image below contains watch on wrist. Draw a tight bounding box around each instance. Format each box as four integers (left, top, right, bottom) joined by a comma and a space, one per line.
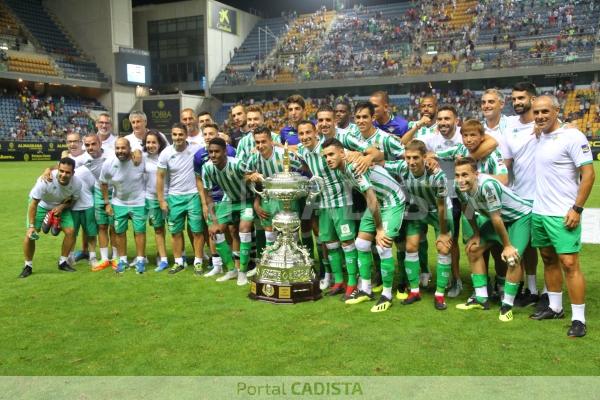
572, 205, 584, 214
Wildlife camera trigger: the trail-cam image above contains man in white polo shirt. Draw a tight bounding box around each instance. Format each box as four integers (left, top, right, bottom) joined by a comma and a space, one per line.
100, 138, 147, 274
157, 123, 205, 275
529, 95, 595, 338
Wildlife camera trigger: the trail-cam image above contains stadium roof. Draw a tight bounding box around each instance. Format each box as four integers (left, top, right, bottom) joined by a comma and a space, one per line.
132, 0, 408, 18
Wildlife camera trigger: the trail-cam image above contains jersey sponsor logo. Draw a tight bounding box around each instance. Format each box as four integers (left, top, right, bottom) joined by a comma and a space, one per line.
581, 144, 591, 153
484, 187, 498, 203
340, 224, 350, 235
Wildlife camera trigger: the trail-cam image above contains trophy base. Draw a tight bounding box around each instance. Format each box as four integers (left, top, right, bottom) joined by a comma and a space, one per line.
249, 279, 322, 304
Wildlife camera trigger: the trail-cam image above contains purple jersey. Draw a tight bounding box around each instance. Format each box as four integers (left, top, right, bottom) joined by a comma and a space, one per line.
194, 144, 236, 201
279, 125, 300, 145
374, 113, 409, 137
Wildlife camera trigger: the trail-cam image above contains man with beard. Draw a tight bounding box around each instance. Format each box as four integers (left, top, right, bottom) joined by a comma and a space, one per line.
20, 157, 81, 278
369, 90, 409, 138
100, 138, 147, 273
529, 95, 595, 338
181, 108, 204, 146
502, 82, 542, 308
228, 104, 249, 148
402, 95, 439, 143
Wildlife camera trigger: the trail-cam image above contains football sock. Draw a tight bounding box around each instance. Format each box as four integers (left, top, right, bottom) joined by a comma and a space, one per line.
100, 247, 109, 261
472, 273, 488, 302
239, 232, 252, 272
215, 234, 235, 271
436, 254, 451, 293
527, 274, 538, 295
571, 304, 586, 323
342, 243, 358, 287
503, 280, 520, 307
327, 247, 344, 284
548, 291, 563, 313
404, 252, 420, 290
357, 250, 373, 281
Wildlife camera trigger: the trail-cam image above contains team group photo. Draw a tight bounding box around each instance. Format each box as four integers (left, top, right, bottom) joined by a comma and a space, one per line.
2, 0, 600, 396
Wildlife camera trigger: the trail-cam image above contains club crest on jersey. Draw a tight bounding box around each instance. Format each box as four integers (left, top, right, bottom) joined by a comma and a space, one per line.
484, 187, 498, 203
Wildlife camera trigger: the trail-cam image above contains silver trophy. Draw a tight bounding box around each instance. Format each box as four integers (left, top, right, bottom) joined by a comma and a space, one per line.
248, 147, 324, 303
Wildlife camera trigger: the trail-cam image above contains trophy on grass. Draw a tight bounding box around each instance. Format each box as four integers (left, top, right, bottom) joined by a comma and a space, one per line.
248, 146, 324, 303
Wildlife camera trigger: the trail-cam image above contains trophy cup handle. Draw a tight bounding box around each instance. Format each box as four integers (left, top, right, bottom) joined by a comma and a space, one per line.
306, 176, 324, 205
249, 176, 266, 199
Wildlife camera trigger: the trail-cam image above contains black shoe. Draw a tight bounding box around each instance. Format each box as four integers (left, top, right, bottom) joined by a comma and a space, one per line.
567, 320, 587, 338
535, 293, 550, 312
529, 306, 564, 320
514, 289, 540, 307
168, 263, 185, 274
58, 261, 76, 272
19, 265, 33, 278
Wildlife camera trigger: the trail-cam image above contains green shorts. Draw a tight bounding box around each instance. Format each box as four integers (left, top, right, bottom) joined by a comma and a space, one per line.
73, 208, 98, 236
318, 206, 356, 242
94, 189, 113, 226
113, 204, 147, 234
167, 193, 204, 234
359, 204, 404, 238
146, 198, 166, 229
405, 209, 454, 238
465, 213, 532, 256
28, 203, 74, 230
259, 198, 299, 228
531, 213, 582, 254
215, 201, 254, 225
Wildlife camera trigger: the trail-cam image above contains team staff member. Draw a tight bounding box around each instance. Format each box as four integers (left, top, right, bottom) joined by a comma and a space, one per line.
21, 157, 81, 278
157, 123, 205, 275
529, 95, 595, 338
100, 138, 147, 274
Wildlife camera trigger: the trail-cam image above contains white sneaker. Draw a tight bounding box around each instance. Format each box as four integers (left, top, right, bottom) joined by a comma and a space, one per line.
319, 277, 331, 290
89, 257, 97, 267
447, 279, 463, 298
216, 270, 238, 282
237, 272, 248, 286
247, 268, 257, 278
203, 265, 222, 277
419, 272, 431, 288
67, 255, 75, 267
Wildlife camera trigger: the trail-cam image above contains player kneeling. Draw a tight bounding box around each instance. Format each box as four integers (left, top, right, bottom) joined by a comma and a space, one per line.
454, 158, 532, 321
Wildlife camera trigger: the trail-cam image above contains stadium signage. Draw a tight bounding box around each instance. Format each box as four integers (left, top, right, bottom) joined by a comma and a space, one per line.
0, 140, 65, 162
589, 140, 600, 160
142, 99, 180, 133
209, 2, 238, 35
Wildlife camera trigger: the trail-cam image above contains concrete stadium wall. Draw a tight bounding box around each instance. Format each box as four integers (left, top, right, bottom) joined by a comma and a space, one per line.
204, 0, 260, 91
44, 0, 138, 125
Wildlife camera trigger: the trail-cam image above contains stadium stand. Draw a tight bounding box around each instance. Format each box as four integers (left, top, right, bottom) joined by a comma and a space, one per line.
3, 0, 108, 82
0, 87, 107, 141
212, 0, 599, 87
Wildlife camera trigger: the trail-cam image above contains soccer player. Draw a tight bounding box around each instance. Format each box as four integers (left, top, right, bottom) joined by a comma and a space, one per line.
322, 138, 404, 312
71, 162, 98, 268
200, 138, 254, 285
454, 158, 532, 321
229, 104, 249, 148
100, 138, 147, 273
502, 82, 541, 307
156, 123, 205, 274
95, 112, 117, 156
181, 108, 204, 146
245, 127, 304, 245
529, 95, 595, 338
384, 140, 453, 310
297, 121, 356, 296
353, 101, 405, 160
193, 123, 237, 277
237, 105, 280, 160
369, 90, 409, 137
143, 131, 170, 272
334, 98, 357, 135
280, 94, 306, 148
21, 157, 82, 278
402, 95, 439, 143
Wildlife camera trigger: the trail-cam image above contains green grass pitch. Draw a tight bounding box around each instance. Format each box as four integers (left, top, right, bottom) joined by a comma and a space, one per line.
1, 161, 600, 375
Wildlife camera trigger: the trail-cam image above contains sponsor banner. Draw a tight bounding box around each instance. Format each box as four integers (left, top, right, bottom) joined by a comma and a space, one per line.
588, 139, 600, 160
142, 99, 180, 133
0, 140, 66, 161
209, 2, 238, 35
117, 112, 133, 135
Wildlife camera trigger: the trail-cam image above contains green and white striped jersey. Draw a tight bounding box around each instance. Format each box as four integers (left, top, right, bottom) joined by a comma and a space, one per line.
455, 174, 531, 222
245, 146, 303, 177
357, 127, 404, 160
332, 128, 368, 152
202, 157, 249, 202
436, 144, 508, 176
385, 160, 448, 211
236, 131, 280, 161
408, 121, 437, 140
338, 163, 404, 208
297, 138, 352, 209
